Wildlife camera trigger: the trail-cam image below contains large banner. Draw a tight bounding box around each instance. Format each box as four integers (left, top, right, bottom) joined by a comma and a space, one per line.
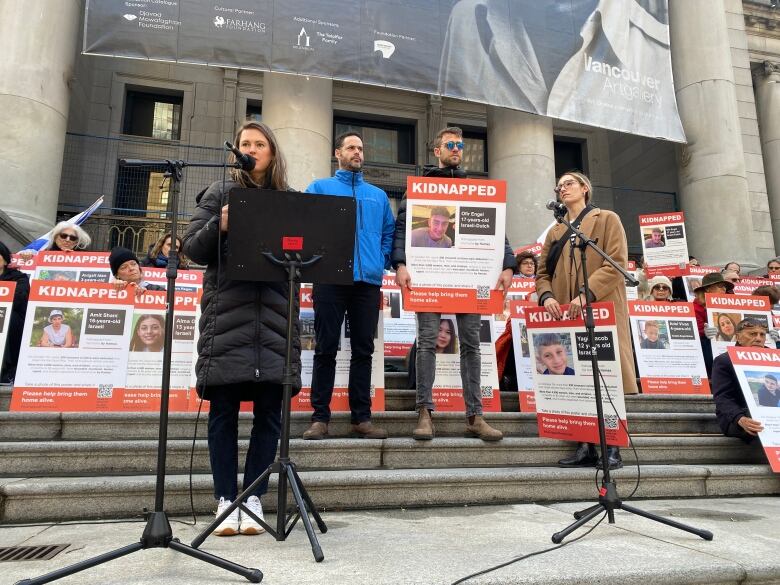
728, 346, 780, 472
706, 294, 773, 358
11, 282, 134, 411
293, 287, 385, 412
526, 302, 628, 446
403, 176, 506, 314
83, 0, 684, 142
628, 301, 709, 394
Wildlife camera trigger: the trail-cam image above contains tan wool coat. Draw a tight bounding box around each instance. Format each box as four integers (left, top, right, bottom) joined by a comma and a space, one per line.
536, 208, 638, 394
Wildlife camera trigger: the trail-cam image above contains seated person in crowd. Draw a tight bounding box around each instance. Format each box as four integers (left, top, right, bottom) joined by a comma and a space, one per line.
646, 275, 676, 302
140, 232, 191, 269
19, 222, 92, 258
516, 250, 537, 278
765, 257, 780, 279
723, 261, 741, 276
722, 269, 740, 289
109, 247, 165, 296
711, 318, 767, 442
694, 272, 734, 377
0, 241, 30, 382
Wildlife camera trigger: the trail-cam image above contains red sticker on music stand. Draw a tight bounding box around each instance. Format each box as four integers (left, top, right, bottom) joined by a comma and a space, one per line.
282, 236, 303, 251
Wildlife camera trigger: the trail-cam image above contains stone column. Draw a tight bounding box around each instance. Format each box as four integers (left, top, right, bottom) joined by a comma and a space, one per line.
670, 0, 755, 266
0, 0, 81, 237
755, 61, 780, 254
260, 72, 333, 191
487, 107, 556, 247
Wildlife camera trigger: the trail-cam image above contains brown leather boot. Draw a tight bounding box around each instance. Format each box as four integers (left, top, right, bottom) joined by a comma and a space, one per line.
350, 421, 388, 439
465, 415, 503, 441
302, 421, 329, 440
412, 408, 434, 441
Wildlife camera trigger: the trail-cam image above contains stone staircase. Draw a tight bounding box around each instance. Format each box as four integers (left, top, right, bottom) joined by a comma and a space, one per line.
1, 360, 779, 523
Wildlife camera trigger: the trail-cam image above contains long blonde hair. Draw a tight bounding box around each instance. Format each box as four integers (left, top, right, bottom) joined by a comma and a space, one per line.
229, 121, 289, 191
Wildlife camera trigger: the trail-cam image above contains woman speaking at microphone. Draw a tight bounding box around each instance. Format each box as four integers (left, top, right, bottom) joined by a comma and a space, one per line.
182, 120, 301, 537
536, 171, 637, 470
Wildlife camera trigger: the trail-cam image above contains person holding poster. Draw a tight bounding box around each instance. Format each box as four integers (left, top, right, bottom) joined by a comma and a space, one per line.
536, 171, 636, 469
712, 319, 769, 441
516, 250, 538, 278
109, 247, 166, 295
646, 275, 678, 302
0, 241, 29, 383
392, 126, 515, 442
182, 120, 301, 537
693, 272, 733, 376
302, 131, 395, 441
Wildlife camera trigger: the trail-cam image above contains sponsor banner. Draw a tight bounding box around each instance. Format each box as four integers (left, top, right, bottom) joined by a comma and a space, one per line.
403, 177, 507, 314
0, 282, 16, 367
639, 212, 688, 277
381, 272, 415, 358
680, 265, 720, 301
34, 251, 112, 283
11, 282, 133, 411
9, 254, 36, 278
626, 260, 639, 301
123, 291, 198, 411
84, 1, 684, 142
706, 294, 773, 358
293, 287, 385, 412
509, 300, 537, 412
429, 316, 501, 412
628, 301, 709, 394
728, 346, 780, 472
526, 302, 628, 446
141, 267, 204, 291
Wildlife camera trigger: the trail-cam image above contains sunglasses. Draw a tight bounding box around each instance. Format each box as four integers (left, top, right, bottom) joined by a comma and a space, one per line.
58, 233, 79, 242
443, 141, 464, 151
653, 285, 670, 290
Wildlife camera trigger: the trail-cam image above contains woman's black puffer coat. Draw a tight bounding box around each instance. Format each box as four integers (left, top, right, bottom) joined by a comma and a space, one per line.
182, 179, 301, 395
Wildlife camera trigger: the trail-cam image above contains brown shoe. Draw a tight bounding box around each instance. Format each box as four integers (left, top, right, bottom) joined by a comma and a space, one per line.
303, 421, 329, 440
465, 415, 503, 442
350, 421, 388, 439
412, 408, 434, 441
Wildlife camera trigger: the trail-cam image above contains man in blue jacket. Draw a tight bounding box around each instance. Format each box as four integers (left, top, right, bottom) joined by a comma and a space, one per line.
302, 132, 396, 440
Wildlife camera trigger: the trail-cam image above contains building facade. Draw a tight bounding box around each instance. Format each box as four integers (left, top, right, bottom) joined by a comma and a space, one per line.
1, 0, 779, 270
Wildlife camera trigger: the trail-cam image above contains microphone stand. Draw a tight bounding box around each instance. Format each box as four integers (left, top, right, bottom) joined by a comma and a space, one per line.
17, 158, 265, 584
547, 207, 713, 544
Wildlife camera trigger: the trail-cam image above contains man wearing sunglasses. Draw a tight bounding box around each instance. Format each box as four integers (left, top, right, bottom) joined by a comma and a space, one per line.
391, 126, 516, 442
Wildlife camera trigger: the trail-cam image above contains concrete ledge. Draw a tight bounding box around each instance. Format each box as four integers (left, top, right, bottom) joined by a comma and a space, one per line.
2, 465, 779, 523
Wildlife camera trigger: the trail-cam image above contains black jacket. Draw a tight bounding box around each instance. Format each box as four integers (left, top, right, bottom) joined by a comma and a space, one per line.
711, 350, 750, 440
182, 180, 301, 394
0, 267, 30, 379
391, 165, 517, 272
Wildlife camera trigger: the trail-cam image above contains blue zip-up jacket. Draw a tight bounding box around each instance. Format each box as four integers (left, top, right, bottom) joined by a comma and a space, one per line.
305, 169, 396, 285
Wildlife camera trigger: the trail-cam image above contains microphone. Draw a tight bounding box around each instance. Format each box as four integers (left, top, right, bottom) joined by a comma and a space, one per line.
546, 200, 566, 215
224, 141, 255, 172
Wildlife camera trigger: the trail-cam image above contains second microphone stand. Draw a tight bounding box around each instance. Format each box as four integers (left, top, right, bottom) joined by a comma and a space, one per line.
548, 206, 713, 544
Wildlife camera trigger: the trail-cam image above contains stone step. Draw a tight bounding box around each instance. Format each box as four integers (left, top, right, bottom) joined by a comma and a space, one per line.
385, 387, 715, 413
0, 436, 763, 477
0, 410, 721, 442
2, 464, 778, 523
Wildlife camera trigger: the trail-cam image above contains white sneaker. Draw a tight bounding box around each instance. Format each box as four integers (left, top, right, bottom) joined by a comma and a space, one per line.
212, 497, 240, 536
240, 495, 266, 535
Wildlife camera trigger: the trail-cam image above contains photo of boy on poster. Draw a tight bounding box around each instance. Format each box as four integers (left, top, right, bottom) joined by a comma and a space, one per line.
410, 205, 455, 248
533, 332, 575, 375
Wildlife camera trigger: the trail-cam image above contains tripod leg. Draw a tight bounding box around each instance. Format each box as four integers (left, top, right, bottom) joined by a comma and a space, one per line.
15, 541, 144, 585
573, 503, 601, 520
290, 465, 328, 533
285, 465, 325, 562
169, 540, 263, 582
551, 505, 605, 544
619, 503, 713, 541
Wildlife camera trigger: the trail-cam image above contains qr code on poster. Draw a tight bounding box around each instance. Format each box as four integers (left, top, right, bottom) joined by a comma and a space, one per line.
476, 285, 490, 299
603, 414, 618, 430
97, 384, 113, 398
480, 385, 493, 398
692, 375, 702, 386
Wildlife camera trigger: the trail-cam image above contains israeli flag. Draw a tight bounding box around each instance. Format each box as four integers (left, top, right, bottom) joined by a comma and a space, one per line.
22, 196, 104, 253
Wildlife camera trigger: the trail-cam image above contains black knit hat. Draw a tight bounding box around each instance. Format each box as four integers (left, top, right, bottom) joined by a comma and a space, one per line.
109, 247, 139, 276
0, 241, 10, 267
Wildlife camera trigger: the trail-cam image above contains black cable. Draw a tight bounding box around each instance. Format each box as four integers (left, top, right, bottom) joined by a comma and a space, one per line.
450, 511, 607, 585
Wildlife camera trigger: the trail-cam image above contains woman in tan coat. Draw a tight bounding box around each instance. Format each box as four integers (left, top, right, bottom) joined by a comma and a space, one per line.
536, 171, 637, 470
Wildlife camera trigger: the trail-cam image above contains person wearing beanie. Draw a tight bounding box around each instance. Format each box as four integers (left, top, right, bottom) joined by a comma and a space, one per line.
0, 241, 30, 383
109, 246, 165, 296
646, 275, 676, 302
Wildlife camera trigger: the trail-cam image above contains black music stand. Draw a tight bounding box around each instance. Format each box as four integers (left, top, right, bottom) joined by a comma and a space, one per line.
191, 189, 356, 562
17, 160, 266, 584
